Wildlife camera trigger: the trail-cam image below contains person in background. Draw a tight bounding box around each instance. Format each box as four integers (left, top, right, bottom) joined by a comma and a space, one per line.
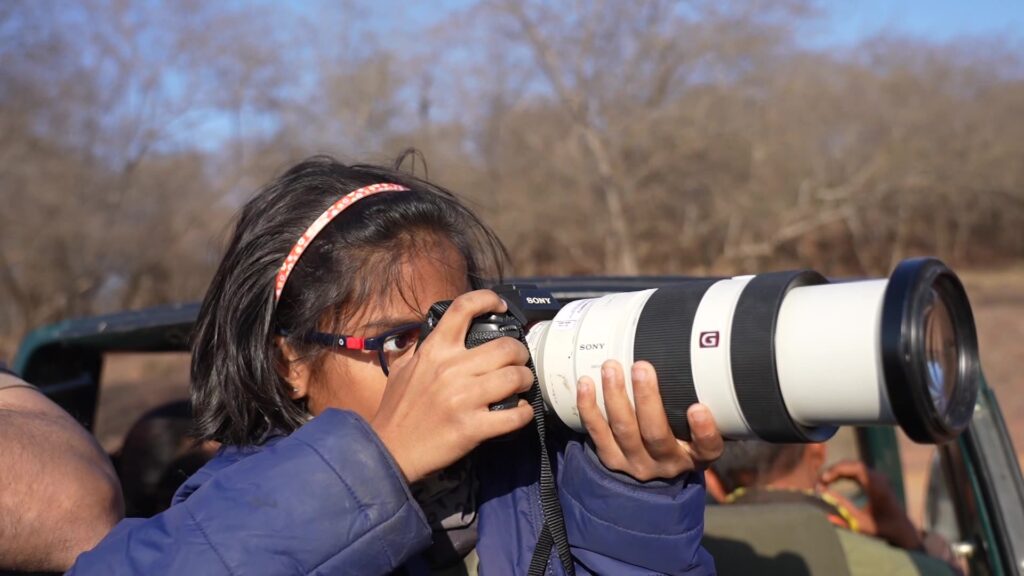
710, 440, 962, 576
0, 369, 123, 572
115, 400, 219, 518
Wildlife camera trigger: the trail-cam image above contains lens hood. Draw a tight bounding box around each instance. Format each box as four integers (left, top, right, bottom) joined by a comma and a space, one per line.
881, 258, 979, 444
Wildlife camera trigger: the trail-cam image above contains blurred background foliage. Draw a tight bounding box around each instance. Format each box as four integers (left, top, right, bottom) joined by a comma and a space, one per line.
1, 0, 1022, 353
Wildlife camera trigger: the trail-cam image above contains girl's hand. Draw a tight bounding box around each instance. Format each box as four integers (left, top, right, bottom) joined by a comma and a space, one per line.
370, 290, 535, 484
577, 360, 723, 482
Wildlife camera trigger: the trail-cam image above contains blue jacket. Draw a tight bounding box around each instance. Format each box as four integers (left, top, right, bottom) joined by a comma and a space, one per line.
70, 409, 714, 575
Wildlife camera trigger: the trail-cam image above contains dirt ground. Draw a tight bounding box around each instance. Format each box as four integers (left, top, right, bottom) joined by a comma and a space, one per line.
94, 266, 1024, 526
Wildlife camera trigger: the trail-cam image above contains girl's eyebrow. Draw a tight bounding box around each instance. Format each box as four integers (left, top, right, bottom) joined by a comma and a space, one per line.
356, 316, 423, 332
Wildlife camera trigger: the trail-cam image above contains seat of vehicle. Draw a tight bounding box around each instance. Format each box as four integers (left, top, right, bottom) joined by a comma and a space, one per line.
702, 502, 851, 576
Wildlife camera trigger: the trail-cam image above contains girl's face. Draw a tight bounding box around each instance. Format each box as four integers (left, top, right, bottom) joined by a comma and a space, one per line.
289, 239, 470, 421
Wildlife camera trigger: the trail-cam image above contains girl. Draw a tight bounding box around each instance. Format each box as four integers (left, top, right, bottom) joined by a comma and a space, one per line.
71, 155, 722, 575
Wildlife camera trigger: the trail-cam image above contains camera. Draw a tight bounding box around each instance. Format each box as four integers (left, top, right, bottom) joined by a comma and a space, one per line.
423, 257, 979, 445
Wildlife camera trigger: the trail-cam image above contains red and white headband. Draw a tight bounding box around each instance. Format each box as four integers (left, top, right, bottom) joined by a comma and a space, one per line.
273, 183, 410, 302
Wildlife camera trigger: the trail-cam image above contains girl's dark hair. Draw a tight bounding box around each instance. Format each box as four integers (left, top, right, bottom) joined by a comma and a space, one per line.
190, 154, 508, 445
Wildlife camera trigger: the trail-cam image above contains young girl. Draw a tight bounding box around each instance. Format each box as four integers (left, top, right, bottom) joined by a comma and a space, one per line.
71, 156, 723, 575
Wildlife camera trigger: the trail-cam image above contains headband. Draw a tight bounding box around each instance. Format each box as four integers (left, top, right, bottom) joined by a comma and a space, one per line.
274, 182, 410, 303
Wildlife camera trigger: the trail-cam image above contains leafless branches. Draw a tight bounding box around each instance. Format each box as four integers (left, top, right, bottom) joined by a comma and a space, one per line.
1, 0, 1022, 354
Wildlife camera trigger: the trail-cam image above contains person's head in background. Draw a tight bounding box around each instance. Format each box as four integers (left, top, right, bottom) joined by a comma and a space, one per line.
115, 400, 219, 517
189, 153, 508, 447
709, 440, 828, 497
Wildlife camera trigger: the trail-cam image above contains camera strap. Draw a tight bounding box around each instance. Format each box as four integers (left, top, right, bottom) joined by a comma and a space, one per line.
522, 344, 576, 576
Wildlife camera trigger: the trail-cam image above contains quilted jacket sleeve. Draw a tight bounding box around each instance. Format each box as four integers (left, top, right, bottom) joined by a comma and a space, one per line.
557, 439, 716, 575
475, 429, 715, 576
67, 409, 431, 576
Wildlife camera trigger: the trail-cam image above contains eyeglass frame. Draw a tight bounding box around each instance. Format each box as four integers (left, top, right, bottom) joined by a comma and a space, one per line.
279, 322, 423, 376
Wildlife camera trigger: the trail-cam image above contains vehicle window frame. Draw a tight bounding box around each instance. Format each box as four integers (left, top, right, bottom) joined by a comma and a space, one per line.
950, 376, 1024, 575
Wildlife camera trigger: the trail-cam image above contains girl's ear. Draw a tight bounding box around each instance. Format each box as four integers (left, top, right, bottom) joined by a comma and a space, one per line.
275, 336, 310, 400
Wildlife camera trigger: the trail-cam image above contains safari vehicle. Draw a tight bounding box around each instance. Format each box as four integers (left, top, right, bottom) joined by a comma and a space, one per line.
10, 276, 1024, 575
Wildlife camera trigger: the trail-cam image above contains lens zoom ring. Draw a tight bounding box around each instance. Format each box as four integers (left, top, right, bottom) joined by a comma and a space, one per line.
634, 281, 717, 440
731, 271, 827, 442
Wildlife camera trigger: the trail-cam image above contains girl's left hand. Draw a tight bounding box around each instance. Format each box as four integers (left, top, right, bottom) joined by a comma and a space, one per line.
577, 360, 724, 482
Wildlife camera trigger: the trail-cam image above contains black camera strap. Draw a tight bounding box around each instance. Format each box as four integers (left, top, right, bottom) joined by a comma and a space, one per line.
474, 329, 574, 575
522, 348, 576, 576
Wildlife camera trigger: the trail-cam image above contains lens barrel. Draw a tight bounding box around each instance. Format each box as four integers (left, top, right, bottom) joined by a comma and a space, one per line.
525, 258, 980, 444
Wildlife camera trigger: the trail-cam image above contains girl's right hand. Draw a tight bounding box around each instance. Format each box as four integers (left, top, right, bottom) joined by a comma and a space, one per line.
369, 289, 535, 484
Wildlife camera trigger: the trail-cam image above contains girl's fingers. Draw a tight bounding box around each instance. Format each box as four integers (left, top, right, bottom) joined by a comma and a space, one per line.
428, 289, 507, 346
472, 365, 535, 406
684, 404, 724, 465
577, 375, 625, 468
473, 399, 534, 439
579, 364, 719, 481
600, 360, 646, 458
460, 336, 531, 374
631, 361, 679, 460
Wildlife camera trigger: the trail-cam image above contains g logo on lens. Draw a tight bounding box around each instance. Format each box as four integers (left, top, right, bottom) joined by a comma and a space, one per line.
699, 331, 720, 348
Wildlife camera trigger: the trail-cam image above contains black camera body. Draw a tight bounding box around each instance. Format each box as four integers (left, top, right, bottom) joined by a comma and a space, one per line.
421, 284, 562, 333
420, 285, 562, 412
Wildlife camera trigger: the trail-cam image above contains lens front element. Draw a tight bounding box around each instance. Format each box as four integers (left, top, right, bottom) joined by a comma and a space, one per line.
923, 289, 959, 416
881, 258, 979, 444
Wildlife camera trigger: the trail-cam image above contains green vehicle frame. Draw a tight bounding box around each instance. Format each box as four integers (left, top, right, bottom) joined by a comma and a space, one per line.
11, 277, 1024, 575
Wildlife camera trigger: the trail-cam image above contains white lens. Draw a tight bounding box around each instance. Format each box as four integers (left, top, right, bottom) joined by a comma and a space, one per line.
517, 258, 978, 444
774, 279, 896, 427
527, 290, 655, 432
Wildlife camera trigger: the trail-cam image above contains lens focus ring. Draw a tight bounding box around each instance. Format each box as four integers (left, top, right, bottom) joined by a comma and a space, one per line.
731, 270, 835, 442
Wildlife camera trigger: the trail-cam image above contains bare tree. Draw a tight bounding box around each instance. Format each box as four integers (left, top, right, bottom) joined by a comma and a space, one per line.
2, 0, 1023, 354
0, 0, 301, 347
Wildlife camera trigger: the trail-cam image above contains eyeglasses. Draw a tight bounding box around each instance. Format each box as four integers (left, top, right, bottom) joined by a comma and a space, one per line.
292, 322, 423, 376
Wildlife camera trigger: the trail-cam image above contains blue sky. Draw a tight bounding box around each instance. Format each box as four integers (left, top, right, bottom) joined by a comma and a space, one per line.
171, 0, 1024, 152
366, 0, 1024, 49
809, 0, 1024, 47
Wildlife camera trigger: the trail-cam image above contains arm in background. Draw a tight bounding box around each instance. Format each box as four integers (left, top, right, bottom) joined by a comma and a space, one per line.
0, 374, 124, 572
